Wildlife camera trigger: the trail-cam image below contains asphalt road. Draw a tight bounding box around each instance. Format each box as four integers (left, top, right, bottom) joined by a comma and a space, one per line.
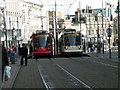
51, 56, 118, 88
12, 55, 118, 89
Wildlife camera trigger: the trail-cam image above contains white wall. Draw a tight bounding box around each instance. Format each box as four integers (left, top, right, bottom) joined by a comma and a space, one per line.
20, 0, 49, 42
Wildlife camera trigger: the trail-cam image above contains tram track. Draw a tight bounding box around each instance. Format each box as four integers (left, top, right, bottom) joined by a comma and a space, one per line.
36, 58, 93, 89
9, 56, 117, 89
50, 58, 92, 89
52, 57, 118, 88
36, 60, 56, 90
52, 57, 102, 88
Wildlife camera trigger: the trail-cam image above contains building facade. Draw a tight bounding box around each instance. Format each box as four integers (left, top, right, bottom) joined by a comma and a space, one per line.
48, 11, 64, 33
65, 8, 115, 52
1, 0, 48, 45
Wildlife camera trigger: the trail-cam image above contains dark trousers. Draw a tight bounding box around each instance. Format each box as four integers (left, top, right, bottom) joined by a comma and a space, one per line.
2, 67, 4, 82
21, 55, 27, 65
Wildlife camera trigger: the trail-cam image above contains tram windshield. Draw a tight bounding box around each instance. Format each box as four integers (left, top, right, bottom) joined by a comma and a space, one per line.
33, 34, 50, 47
64, 34, 81, 46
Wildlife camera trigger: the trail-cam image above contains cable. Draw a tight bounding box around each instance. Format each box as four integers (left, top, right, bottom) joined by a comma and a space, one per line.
66, 0, 77, 15
60, 0, 72, 4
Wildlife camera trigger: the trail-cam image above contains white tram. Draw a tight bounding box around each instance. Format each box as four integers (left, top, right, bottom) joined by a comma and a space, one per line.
58, 29, 83, 55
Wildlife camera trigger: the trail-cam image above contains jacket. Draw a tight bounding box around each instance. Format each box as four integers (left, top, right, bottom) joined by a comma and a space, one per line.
20, 46, 28, 56
2, 46, 9, 69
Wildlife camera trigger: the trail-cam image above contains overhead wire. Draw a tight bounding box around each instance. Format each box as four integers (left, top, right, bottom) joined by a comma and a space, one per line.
43, 0, 71, 8
43, 0, 77, 17
65, 0, 77, 15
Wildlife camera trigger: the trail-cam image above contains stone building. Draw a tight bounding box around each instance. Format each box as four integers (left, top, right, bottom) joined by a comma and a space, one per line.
0, 0, 48, 45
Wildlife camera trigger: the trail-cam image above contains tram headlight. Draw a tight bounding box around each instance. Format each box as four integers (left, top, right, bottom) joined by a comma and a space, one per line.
48, 48, 50, 49
47, 47, 50, 50
34, 48, 37, 51
77, 46, 81, 49
65, 46, 68, 50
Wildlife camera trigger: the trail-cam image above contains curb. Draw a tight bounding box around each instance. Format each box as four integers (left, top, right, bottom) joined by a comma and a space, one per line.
2, 58, 21, 89
9, 66, 21, 88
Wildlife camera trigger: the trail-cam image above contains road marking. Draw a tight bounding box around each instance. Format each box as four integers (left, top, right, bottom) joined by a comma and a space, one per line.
82, 54, 118, 68
77, 57, 118, 68
90, 60, 118, 68
52, 60, 93, 90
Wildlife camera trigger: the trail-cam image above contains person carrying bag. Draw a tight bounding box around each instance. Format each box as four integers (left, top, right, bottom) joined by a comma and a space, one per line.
2, 45, 11, 82
3, 66, 11, 81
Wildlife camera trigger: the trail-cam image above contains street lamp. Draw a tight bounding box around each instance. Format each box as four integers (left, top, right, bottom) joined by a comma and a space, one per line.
117, 0, 120, 58
106, 25, 112, 58
115, 0, 120, 58
102, 0, 105, 54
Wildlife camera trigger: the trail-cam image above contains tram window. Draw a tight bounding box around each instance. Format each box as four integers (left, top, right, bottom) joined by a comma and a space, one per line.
64, 36, 76, 46
35, 34, 50, 47
64, 36, 70, 46
64, 34, 81, 46
34, 37, 39, 47
34, 37, 39, 43
39, 37, 47, 47
46, 36, 50, 46
76, 36, 81, 45
34, 43, 39, 47
33, 34, 51, 47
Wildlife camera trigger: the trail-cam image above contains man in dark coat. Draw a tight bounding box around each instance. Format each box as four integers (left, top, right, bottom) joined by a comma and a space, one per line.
20, 44, 28, 66
2, 45, 9, 81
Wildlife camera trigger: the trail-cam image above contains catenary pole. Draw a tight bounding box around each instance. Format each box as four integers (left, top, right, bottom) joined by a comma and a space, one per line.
118, 0, 120, 58
55, 0, 58, 55
95, 13, 98, 57
79, 1, 82, 47
102, 0, 104, 53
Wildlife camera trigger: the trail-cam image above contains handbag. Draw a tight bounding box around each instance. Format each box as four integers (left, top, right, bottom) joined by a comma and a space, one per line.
4, 66, 11, 81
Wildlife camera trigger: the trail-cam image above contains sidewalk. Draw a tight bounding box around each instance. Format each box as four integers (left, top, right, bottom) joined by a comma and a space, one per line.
1, 56, 21, 89
12, 59, 45, 88
86, 51, 119, 62
1, 57, 45, 89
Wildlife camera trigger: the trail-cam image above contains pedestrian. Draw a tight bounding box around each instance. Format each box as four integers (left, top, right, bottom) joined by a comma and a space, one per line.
12, 45, 16, 53
20, 44, 28, 66
2, 45, 9, 82
8, 46, 11, 57
9, 47, 16, 64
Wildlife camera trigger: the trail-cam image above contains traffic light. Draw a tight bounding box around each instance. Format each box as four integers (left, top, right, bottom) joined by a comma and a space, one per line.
82, 9, 85, 13
95, 15, 98, 21
88, 9, 92, 13
110, 14, 113, 21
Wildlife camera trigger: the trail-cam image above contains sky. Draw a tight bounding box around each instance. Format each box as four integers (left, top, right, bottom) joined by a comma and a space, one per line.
44, 0, 118, 17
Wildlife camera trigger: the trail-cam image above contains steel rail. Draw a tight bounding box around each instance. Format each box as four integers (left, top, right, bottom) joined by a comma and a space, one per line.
36, 60, 55, 90
50, 58, 93, 90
